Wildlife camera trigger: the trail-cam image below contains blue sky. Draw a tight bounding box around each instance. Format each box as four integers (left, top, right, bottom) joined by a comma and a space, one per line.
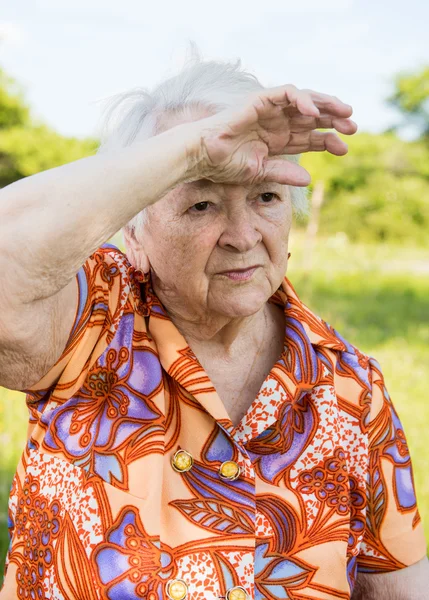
1, 0, 428, 141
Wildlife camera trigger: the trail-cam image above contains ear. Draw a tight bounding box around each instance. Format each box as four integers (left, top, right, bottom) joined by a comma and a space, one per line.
122, 226, 151, 273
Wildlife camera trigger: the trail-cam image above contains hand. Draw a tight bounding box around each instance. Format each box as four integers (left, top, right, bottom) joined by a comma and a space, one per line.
186, 84, 357, 187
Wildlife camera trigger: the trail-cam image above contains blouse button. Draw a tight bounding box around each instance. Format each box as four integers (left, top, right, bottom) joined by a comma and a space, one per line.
166, 578, 188, 600
171, 450, 194, 473
225, 586, 249, 600
219, 460, 241, 481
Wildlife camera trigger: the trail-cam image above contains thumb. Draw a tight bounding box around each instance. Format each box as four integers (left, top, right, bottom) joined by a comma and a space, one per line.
261, 158, 311, 186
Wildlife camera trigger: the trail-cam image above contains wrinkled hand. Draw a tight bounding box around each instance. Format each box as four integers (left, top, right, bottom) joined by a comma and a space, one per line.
187, 84, 357, 187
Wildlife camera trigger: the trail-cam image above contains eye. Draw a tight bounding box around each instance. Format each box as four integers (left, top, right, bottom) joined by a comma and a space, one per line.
259, 192, 279, 203
189, 201, 211, 213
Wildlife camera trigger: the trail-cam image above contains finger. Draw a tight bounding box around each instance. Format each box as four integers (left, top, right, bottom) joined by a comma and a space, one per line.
262, 157, 311, 186
288, 89, 321, 117
264, 84, 301, 107
262, 84, 321, 118
331, 117, 358, 134
301, 89, 353, 117
258, 85, 352, 119
283, 130, 349, 156
286, 89, 321, 117
289, 114, 358, 135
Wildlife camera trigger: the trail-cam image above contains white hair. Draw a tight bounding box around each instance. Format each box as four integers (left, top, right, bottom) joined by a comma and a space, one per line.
95, 41, 310, 236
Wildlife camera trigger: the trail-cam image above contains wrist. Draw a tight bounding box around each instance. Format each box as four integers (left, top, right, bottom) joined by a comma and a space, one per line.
173, 120, 207, 184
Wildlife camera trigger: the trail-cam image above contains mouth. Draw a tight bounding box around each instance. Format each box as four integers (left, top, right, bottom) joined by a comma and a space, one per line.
217, 265, 260, 281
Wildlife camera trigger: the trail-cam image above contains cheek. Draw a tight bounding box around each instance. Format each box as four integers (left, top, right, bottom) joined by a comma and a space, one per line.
263, 216, 291, 262
146, 221, 218, 278
176, 228, 219, 276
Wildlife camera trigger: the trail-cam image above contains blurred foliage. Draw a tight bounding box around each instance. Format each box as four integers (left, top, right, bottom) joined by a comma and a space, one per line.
0, 67, 98, 188
299, 64, 429, 246
386, 65, 429, 140
301, 132, 429, 245
0, 125, 98, 187
0, 68, 31, 129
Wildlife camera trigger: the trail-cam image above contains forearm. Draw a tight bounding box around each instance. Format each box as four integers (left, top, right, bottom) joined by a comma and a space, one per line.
352, 557, 429, 600
0, 122, 200, 304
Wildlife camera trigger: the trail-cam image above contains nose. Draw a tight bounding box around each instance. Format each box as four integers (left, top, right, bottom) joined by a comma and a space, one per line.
218, 207, 262, 253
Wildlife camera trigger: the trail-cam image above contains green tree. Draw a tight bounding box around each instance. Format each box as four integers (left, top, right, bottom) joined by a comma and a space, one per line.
297, 66, 429, 246
387, 65, 429, 140
301, 132, 429, 245
0, 67, 31, 129
0, 66, 98, 188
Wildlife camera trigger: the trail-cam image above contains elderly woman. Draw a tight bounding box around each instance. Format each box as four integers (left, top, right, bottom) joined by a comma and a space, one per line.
0, 51, 427, 600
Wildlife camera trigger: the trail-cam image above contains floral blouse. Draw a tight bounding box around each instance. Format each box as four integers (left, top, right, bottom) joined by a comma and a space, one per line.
1, 243, 426, 600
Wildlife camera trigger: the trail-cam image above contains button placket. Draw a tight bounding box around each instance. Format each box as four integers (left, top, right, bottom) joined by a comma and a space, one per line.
218, 422, 255, 481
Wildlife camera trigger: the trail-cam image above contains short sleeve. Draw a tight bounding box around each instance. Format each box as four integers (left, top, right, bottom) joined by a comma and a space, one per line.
21, 243, 131, 400
357, 356, 427, 573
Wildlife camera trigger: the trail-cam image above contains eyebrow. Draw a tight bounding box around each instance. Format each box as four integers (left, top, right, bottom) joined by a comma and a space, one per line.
188, 179, 212, 189
189, 179, 284, 191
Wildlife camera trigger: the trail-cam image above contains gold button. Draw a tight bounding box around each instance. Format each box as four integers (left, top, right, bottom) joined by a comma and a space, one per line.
225, 586, 249, 600
171, 450, 194, 473
166, 578, 188, 600
219, 460, 241, 481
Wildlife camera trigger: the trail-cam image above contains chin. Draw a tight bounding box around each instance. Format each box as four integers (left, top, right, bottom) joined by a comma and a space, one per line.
212, 287, 269, 318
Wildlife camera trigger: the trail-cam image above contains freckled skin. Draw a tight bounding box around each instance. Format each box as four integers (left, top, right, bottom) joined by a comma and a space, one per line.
123, 179, 292, 341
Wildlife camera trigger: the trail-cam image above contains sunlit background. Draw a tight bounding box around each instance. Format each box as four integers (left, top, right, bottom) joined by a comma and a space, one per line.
1, 0, 428, 583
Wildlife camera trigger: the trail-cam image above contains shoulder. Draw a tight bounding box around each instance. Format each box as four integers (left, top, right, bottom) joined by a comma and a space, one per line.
70, 242, 145, 352
83, 242, 143, 305
292, 288, 376, 422
283, 276, 372, 372
292, 284, 374, 388
89, 242, 153, 320
87, 242, 133, 280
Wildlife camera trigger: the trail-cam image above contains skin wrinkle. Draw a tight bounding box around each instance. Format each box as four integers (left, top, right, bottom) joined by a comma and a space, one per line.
123, 176, 291, 358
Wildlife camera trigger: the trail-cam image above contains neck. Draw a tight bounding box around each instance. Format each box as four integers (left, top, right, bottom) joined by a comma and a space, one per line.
148, 272, 285, 359
156, 293, 286, 366
172, 305, 268, 357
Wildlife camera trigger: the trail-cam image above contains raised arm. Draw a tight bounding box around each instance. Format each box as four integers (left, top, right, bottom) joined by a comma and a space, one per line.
0, 84, 354, 306
0, 84, 356, 390
0, 123, 204, 389
0, 123, 201, 306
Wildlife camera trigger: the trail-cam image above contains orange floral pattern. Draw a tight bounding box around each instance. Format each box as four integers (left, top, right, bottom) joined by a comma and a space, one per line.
1, 243, 426, 600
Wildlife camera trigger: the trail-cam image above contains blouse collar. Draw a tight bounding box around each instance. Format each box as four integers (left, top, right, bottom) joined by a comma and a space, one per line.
130, 267, 349, 441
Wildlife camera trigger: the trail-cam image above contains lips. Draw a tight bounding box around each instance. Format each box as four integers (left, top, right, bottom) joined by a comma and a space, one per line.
218, 265, 260, 274
216, 266, 260, 282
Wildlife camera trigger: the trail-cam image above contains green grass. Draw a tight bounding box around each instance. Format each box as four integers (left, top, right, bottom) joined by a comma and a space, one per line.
1, 231, 428, 584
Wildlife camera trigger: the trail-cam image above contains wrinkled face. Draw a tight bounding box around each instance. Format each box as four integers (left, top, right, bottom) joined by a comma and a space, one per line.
128, 178, 293, 321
